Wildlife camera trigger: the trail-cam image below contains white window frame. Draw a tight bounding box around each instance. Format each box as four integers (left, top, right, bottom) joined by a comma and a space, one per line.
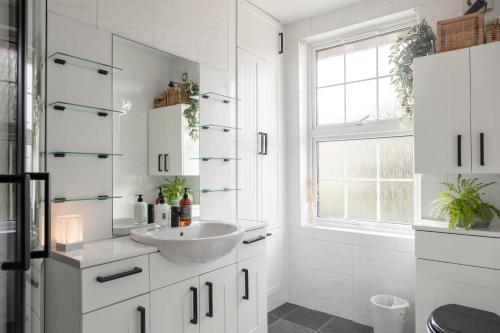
307, 14, 418, 228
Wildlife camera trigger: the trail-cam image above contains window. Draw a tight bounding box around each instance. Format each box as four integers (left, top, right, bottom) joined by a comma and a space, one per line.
311, 29, 414, 225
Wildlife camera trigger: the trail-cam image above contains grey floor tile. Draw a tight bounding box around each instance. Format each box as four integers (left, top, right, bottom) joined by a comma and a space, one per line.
269, 302, 299, 318
283, 307, 333, 330
268, 314, 280, 326
268, 319, 316, 333
319, 316, 355, 332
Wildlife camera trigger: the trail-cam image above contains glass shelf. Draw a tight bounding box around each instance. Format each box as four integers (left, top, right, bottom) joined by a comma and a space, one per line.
45, 151, 123, 159
49, 101, 126, 116
48, 52, 122, 74
52, 195, 123, 203
191, 157, 240, 162
0, 79, 16, 84
200, 124, 240, 132
195, 188, 242, 194
0, 37, 17, 44
190, 92, 241, 103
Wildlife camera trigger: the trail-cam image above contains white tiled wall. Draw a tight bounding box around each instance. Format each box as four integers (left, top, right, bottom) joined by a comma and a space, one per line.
284, 0, 500, 329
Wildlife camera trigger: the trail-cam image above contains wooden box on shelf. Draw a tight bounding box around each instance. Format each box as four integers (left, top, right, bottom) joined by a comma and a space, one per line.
437, 12, 485, 53
154, 92, 168, 108
487, 18, 500, 43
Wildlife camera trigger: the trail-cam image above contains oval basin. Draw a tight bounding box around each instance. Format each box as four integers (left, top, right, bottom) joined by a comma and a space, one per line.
131, 222, 244, 264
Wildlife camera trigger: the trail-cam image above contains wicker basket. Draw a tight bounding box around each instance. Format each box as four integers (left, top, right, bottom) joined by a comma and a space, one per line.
487, 18, 500, 43
437, 12, 485, 53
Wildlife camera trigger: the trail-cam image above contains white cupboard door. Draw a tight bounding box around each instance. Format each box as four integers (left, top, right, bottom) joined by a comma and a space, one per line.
266, 227, 284, 297
82, 294, 149, 333
238, 49, 258, 144
414, 48, 471, 174
416, 259, 500, 333
257, 59, 279, 147
199, 265, 238, 333
237, 255, 267, 333
150, 277, 200, 333
471, 42, 500, 173
237, 141, 259, 221
258, 146, 279, 227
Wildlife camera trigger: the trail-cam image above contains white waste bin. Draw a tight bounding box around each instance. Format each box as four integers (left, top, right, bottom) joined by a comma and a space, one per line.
370, 294, 410, 333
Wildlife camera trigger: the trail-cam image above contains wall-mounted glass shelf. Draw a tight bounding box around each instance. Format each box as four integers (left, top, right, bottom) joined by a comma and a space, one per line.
191, 156, 240, 162
48, 52, 122, 75
200, 124, 240, 132
45, 151, 123, 159
190, 92, 241, 103
49, 101, 126, 116
52, 195, 123, 203
0, 37, 17, 44
0, 79, 16, 84
195, 188, 242, 193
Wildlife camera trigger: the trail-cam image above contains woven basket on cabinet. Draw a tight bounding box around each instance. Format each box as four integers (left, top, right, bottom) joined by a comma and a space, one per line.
487, 18, 500, 43
437, 12, 485, 53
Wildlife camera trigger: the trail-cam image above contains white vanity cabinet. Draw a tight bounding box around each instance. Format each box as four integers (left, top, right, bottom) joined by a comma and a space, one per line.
46, 227, 267, 333
148, 104, 199, 176
414, 42, 500, 174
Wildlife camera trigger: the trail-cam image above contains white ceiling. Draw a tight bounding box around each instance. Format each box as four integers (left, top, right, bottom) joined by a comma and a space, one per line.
248, 0, 365, 24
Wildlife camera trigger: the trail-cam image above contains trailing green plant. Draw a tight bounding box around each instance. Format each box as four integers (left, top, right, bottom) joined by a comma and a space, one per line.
432, 175, 500, 230
389, 20, 436, 120
183, 80, 200, 141
161, 177, 186, 205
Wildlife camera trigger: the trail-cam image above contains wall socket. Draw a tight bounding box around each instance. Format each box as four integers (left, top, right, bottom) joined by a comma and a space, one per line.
464, 0, 494, 12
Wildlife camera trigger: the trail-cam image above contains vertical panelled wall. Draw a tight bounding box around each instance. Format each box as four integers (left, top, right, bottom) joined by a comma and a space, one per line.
47, 0, 237, 242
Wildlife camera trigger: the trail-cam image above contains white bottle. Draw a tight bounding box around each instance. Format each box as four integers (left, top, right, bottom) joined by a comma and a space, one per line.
134, 194, 147, 224
155, 194, 171, 227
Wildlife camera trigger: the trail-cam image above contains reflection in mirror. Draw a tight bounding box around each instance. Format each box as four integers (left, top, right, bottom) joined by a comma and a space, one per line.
112, 36, 200, 236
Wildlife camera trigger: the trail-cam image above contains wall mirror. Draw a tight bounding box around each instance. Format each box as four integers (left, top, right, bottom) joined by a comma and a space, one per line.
111, 36, 201, 236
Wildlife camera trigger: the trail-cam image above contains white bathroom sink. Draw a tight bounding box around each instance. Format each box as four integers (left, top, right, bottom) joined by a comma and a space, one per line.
131, 222, 244, 264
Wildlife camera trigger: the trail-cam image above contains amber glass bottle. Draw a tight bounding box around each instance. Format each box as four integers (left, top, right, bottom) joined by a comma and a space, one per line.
179, 188, 192, 226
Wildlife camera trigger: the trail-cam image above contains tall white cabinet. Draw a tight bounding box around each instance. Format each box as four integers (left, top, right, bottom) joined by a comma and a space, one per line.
236, 0, 286, 310
414, 42, 500, 174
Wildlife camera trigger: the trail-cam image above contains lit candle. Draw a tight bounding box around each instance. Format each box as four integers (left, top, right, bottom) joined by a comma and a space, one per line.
55, 215, 83, 251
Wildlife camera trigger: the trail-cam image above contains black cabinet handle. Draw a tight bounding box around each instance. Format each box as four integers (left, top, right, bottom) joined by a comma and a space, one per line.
258, 132, 264, 155
206, 282, 213, 318
137, 306, 146, 333
480, 133, 485, 166
278, 32, 284, 54
190, 286, 198, 324
96, 267, 142, 283
242, 269, 249, 300
243, 235, 266, 244
264, 133, 268, 155
158, 154, 162, 172
457, 135, 462, 167
164, 154, 169, 172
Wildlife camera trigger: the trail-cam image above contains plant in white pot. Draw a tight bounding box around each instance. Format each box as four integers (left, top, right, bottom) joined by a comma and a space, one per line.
433, 175, 500, 230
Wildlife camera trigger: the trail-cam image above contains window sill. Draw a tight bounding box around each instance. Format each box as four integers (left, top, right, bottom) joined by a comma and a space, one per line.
303, 219, 414, 239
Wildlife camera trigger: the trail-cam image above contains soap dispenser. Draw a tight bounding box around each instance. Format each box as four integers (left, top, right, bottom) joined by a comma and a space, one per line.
155, 194, 171, 226
134, 194, 147, 224
179, 188, 192, 226
155, 186, 164, 205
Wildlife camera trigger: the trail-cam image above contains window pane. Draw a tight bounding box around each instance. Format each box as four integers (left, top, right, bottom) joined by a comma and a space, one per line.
346, 79, 377, 122
378, 77, 402, 119
345, 40, 376, 81
318, 179, 344, 218
347, 180, 376, 220
317, 47, 344, 87
380, 181, 413, 223
377, 32, 399, 76
317, 85, 344, 125
379, 136, 413, 179
346, 140, 376, 178
318, 141, 344, 178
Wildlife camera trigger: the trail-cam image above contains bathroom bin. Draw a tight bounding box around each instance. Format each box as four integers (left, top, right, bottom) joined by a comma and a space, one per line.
370, 294, 410, 333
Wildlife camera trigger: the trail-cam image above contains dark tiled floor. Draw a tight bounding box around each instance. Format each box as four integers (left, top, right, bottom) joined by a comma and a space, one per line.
268, 303, 373, 333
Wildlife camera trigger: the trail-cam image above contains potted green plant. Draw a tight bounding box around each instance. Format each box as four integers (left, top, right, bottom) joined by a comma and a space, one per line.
389, 20, 436, 120
161, 177, 189, 205
183, 80, 199, 142
433, 175, 500, 230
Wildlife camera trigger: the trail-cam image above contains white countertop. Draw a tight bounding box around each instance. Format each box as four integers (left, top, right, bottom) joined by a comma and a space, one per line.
50, 236, 158, 269
50, 219, 268, 268
414, 219, 500, 238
